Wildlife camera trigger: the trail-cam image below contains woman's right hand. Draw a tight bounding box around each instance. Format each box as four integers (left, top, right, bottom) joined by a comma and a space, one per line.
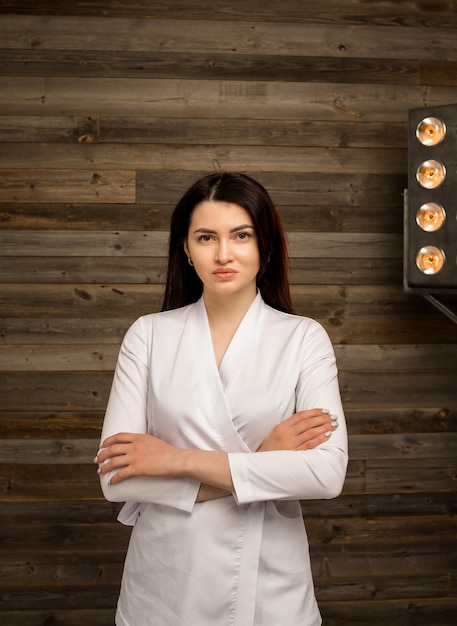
258, 408, 338, 452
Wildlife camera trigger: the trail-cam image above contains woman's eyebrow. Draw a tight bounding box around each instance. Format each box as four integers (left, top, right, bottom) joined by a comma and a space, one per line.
230, 224, 255, 233
192, 224, 255, 234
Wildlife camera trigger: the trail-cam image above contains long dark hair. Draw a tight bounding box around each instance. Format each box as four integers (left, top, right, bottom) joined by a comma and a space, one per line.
161, 172, 294, 314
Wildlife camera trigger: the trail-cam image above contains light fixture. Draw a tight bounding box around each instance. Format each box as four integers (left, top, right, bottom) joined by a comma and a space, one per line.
415, 245, 445, 275
404, 103, 457, 323
416, 203, 446, 232
416, 116, 446, 146
415, 159, 446, 189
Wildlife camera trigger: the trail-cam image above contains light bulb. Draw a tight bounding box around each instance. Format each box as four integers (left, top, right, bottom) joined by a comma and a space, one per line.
416, 203, 446, 232
416, 160, 446, 189
416, 246, 445, 275
416, 116, 446, 146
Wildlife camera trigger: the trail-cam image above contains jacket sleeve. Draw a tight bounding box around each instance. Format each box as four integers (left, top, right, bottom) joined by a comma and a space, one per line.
228, 320, 348, 505
98, 316, 200, 517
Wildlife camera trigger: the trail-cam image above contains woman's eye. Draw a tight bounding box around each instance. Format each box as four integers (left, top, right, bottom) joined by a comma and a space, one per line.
198, 234, 212, 242
236, 232, 251, 240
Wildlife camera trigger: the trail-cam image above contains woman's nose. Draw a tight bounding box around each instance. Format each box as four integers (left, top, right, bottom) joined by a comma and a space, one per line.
215, 240, 232, 263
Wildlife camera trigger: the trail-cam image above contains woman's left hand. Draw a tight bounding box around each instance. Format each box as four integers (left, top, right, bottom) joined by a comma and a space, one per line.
96, 432, 181, 485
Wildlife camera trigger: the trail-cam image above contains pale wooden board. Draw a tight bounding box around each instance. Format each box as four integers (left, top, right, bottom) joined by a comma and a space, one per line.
2, 16, 457, 61
1, 76, 456, 121
0, 229, 403, 257
0, 144, 407, 173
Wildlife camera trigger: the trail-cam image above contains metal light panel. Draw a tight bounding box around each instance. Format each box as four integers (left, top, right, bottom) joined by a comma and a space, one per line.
404, 103, 457, 292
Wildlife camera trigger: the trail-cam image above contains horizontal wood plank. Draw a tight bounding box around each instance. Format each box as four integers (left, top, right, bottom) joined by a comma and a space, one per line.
1, 433, 456, 463
1, 16, 457, 61
362, 458, 457, 493
345, 407, 457, 435
0, 538, 454, 583
1, 343, 455, 372
138, 170, 408, 207
1, 522, 131, 554
2, 285, 456, 344
1, 0, 457, 28
302, 491, 457, 518
335, 344, 457, 371
0, 77, 455, 121
0, 410, 105, 438
2, 516, 454, 555
2, 311, 456, 347
0, 50, 426, 85
310, 544, 457, 578
0, 499, 123, 524
1, 407, 456, 439
3, 491, 454, 523
0, 584, 121, 611
0, 573, 450, 605
0, 230, 403, 258
0, 576, 448, 610
0, 169, 135, 203
0, 284, 166, 318
0, 367, 444, 410
314, 574, 451, 602
0, 372, 113, 411
306, 515, 457, 546
0, 144, 408, 174
0, 551, 124, 585
0, 116, 409, 149
0, 256, 402, 285
0, 283, 446, 317
0, 464, 102, 498
0, 610, 116, 626
0, 202, 405, 236
318, 598, 457, 626
0, 345, 120, 371
0, 318, 130, 344
340, 371, 457, 408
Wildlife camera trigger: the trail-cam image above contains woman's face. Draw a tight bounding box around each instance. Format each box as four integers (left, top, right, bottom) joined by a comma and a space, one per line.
184, 200, 261, 301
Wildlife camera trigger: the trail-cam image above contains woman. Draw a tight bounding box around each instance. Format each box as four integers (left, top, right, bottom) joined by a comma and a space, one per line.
97, 172, 348, 626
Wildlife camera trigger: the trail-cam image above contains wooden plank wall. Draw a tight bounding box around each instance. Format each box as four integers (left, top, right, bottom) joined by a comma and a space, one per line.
1, 1, 457, 624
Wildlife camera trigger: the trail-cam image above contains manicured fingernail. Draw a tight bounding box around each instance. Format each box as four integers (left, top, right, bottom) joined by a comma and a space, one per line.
322, 408, 330, 414
325, 431, 332, 437
331, 419, 339, 427
97, 468, 101, 475
94, 455, 99, 464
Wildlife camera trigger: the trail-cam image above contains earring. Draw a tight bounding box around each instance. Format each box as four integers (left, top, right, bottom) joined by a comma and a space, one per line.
188, 258, 194, 267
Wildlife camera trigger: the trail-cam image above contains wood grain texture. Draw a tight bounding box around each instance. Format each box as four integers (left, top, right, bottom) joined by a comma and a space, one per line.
0, 117, 409, 148
0, 50, 425, 85
0, 230, 403, 258
2, 16, 457, 61
0, 143, 408, 173
2, 433, 457, 463
1, 343, 456, 372
1, 1, 457, 27
0, 169, 135, 202
1, 76, 456, 121
1, 407, 456, 438
1, 4, 456, 625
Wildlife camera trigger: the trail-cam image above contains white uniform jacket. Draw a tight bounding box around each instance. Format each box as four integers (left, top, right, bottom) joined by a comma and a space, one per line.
99, 292, 348, 626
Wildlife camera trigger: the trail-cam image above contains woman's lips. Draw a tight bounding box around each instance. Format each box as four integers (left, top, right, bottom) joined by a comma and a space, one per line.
213, 269, 237, 278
